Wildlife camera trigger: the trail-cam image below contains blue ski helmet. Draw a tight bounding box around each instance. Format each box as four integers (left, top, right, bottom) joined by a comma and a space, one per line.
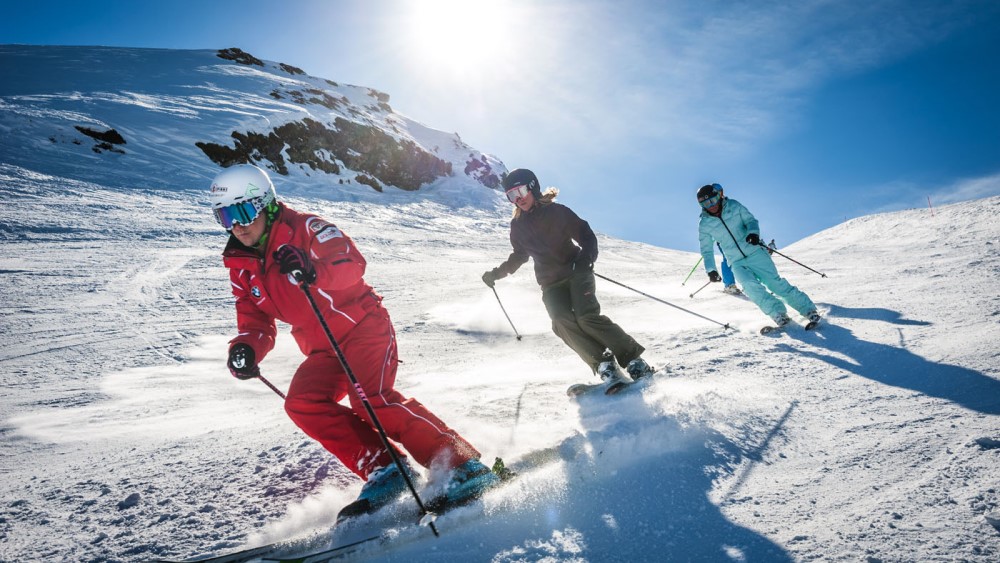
697, 183, 722, 202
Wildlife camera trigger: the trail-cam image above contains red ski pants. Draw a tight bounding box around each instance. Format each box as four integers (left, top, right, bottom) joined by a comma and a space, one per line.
283, 307, 479, 479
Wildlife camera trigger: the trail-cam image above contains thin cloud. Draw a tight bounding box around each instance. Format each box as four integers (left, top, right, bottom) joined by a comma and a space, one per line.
865, 172, 1000, 215
931, 174, 1000, 205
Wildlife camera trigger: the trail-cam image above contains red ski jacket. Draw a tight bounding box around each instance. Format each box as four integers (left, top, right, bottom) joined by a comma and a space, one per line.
222, 203, 383, 361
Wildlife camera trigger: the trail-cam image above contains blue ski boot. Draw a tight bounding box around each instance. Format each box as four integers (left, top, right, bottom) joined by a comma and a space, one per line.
434, 458, 501, 509
337, 458, 420, 522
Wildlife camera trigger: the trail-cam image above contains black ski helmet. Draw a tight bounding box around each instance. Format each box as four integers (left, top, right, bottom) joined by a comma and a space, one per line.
697, 183, 722, 202
502, 168, 541, 199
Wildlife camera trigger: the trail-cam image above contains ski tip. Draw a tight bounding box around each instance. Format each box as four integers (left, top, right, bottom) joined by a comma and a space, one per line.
604, 381, 628, 395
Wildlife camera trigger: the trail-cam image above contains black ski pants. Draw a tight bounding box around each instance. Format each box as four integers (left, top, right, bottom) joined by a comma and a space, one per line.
541, 271, 644, 373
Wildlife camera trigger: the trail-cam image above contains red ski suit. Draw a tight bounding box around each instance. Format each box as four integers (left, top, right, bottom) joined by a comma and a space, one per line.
223, 203, 478, 479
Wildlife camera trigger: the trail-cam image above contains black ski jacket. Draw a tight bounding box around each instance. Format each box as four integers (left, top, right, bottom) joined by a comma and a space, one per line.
492, 202, 598, 289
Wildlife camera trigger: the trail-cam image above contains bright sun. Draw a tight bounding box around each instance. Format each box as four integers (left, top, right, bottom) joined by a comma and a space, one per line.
404, 0, 515, 75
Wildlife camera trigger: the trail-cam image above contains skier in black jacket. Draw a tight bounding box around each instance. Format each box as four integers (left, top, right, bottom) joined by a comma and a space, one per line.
482, 168, 656, 393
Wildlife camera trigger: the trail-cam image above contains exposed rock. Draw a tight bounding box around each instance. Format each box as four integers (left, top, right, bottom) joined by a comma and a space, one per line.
279, 63, 305, 75
216, 48, 263, 67
74, 126, 126, 145
196, 118, 451, 191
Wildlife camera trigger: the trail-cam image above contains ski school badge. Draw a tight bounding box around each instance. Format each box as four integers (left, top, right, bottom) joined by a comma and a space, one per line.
307, 218, 343, 244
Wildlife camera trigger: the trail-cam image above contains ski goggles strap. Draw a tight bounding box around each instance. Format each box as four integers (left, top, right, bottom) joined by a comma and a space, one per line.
505, 184, 532, 203
214, 200, 262, 230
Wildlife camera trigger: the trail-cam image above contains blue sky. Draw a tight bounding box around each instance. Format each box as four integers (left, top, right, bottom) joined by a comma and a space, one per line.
3, 0, 1000, 251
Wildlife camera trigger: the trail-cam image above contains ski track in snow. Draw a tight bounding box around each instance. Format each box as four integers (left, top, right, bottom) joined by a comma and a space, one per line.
1, 164, 999, 562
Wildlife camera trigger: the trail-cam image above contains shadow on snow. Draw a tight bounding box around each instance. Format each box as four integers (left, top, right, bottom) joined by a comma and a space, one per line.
779, 304, 1000, 415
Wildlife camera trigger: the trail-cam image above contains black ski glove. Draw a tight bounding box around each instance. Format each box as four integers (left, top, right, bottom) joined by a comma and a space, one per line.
228, 344, 260, 380
572, 257, 594, 272
745, 233, 761, 246
273, 245, 317, 284
482, 269, 498, 288
708, 271, 721, 283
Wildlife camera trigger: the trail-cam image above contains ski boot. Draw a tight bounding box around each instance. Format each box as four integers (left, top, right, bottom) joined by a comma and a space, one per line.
598, 354, 630, 395
337, 458, 420, 522
625, 357, 655, 382
760, 313, 792, 335
805, 310, 821, 330
723, 284, 743, 295
431, 458, 501, 510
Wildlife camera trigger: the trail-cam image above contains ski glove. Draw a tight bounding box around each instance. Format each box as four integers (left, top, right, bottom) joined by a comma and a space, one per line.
708, 271, 721, 283
228, 344, 260, 380
745, 233, 761, 246
273, 245, 317, 284
482, 269, 497, 288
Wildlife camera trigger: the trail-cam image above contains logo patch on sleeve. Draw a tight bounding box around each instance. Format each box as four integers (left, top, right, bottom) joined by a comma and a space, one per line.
307, 217, 344, 243
316, 225, 343, 243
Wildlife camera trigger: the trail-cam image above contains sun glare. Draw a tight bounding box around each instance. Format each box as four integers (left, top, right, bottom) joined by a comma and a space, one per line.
405, 0, 515, 75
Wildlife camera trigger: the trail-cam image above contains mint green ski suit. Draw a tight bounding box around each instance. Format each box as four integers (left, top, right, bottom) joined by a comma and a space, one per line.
698, 197, 816, 322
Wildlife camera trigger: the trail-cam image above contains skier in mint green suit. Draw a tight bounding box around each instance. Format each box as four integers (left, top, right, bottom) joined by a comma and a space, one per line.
697, 183, 820, 328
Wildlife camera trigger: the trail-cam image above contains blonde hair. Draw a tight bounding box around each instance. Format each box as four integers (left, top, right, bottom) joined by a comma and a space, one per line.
512, 187, 559, 219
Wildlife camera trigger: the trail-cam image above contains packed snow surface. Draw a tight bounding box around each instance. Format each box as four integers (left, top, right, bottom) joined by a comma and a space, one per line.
1, 163, 999, 562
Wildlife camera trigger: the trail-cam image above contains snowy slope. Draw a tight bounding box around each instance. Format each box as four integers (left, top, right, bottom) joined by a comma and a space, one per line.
1, 162, 998, 562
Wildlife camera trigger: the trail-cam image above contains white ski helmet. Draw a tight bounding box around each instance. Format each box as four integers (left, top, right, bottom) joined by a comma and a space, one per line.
209, 164, 277, 229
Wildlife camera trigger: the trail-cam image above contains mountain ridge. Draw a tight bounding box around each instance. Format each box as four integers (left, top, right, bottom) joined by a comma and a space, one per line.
0, 44, 505, 207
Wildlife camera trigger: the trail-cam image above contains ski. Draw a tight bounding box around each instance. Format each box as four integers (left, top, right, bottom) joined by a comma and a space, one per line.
566, 380, 625, 396
258, 442, 586, 563
566, 368, 665, 398
148, 537, 326, 563
261, 533, 386, 563
761, 317, 821, 335
161, 442, 579, 563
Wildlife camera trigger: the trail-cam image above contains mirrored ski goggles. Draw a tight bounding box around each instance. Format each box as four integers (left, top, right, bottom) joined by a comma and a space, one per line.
505, 184, 532, 203
214, 200, 263, 230
699, 194, 722, 208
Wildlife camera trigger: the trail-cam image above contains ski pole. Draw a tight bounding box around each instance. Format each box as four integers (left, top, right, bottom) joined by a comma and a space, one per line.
297, 279, 440, 537
490, 286, 522, 341
257, 374, 286, 399
681, 256, 703, 286
594, 272, 735, 331
759, 244, 828, 278
689, 280, 711, 298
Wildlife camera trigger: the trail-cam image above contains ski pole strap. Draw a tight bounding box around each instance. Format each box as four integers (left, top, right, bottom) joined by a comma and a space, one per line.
594, 272, 734, 331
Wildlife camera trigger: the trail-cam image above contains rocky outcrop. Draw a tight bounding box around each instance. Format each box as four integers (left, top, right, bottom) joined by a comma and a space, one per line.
196, 118, 451, 191
74, 126, 126, 154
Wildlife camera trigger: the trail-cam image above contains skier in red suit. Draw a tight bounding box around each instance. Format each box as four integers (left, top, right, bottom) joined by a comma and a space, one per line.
209, 164, 499, 512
